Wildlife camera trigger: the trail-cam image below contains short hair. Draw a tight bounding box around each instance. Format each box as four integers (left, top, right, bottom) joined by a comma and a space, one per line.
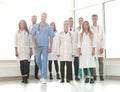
32, 15, 37, 18
42, 12, 47, 16
68, 17, 73, 20
32, 15, 37, 17
79, 17, 84, 20
64, 20, 68, 23
92, 14, 98, 17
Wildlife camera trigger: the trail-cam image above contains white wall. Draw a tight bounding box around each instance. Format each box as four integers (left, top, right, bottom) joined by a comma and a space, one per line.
0, 60, 34, 77
104, 59, 120, 76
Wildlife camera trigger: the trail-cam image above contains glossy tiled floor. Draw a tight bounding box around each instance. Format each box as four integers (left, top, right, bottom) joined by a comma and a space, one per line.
0, 78, 120, 92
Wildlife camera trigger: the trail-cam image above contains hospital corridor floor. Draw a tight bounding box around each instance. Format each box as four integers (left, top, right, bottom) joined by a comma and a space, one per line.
0, 78, 120, 92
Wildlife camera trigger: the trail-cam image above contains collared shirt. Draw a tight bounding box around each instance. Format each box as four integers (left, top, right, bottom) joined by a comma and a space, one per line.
69, 27, 74, 32
30, 23, 55, 46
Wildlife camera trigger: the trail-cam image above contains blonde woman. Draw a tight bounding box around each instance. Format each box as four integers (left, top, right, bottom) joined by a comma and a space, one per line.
14, 20, 32, 83
78, 21, 96, 84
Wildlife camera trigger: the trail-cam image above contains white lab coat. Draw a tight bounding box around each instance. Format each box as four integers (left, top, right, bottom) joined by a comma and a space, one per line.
48, 31, 59, 60
29, 25, 33, 31
14, 30, 32, 62
91, 25, 105, 58
78, 32, 96, 68
69, 27, 79, 57
57, 31, 74, 61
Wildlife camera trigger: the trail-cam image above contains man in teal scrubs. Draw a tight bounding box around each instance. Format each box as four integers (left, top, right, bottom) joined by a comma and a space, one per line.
76, 17, 84, 78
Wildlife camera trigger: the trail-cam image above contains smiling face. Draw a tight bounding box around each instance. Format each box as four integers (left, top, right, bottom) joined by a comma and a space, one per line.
41, 13, 47, 23
92, 14, 98, 25
82, 21, 90, 33
68, 17, 73, 28
31, 16, 37, 24
83, 22, 89, 30
78, 17, 84, 26
64, 20, 69, 32
50, 22, 56, 32
18, 20, 28, 31
19, 20, 25, 30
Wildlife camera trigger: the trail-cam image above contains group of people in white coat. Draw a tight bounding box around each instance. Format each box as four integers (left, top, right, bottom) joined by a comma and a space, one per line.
14, 13, 105, 84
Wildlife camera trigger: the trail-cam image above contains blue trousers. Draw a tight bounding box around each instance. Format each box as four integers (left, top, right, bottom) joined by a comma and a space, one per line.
35, 46, 48, 79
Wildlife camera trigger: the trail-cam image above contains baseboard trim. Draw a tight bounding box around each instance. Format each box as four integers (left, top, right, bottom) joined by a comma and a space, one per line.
105, 76, 120, 80
0, 76, 120, 81
0, 76, 35, 81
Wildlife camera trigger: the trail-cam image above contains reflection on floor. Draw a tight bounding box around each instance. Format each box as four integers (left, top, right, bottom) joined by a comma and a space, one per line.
0, 79, 120, 92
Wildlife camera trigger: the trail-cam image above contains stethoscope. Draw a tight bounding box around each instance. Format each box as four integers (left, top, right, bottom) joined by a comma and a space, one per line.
37, 23, 41, 34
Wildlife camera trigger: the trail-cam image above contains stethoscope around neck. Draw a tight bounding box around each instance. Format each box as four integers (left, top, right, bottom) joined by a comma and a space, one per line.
37, 24, 41, 34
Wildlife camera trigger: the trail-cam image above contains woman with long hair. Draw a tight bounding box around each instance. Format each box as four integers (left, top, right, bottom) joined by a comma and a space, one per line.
14, 20, 32, 83
48, 22, 60, 80
78, 21, 96, 84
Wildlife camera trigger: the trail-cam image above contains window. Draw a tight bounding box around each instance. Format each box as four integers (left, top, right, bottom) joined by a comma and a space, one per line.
105, 0, 120, 58
74, 0, 105, 57
75, 0, 102, 9
75, 0, 120, 58
75, 5, 102, 29
0, 0, 73, 60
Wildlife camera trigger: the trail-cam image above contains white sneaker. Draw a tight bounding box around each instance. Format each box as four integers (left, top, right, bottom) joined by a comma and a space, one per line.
40, 78, 47, 84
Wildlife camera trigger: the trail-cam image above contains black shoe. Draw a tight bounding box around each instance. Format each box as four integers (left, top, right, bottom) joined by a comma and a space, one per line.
50, 73, 53, 80
75, 76, 80, 81
35, 76, 39, 79
27, 76, 29, 79
60, 79, 64, 83
90, 79, 94, 84
56, 73, 60, 79
24, 76, 28, 84
94, 76, 97, 81
69, 77, 73, 81
21, 77, 24, 83
21, 80, 24, 83
66, 79, 70, 83
85, 78, 89, 83
100, 76, 104, 81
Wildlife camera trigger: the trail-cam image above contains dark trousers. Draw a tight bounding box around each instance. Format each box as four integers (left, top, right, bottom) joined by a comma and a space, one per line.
20, 60, 29, 76
27, 56, 39, 78
84, 68, 94, 76
48, 60, 59, 73
34, 56, 39, 77
93, 57, 104, 76
60, 61, 72, 80
74, 57, 79, 77
27, 62, 30, 78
